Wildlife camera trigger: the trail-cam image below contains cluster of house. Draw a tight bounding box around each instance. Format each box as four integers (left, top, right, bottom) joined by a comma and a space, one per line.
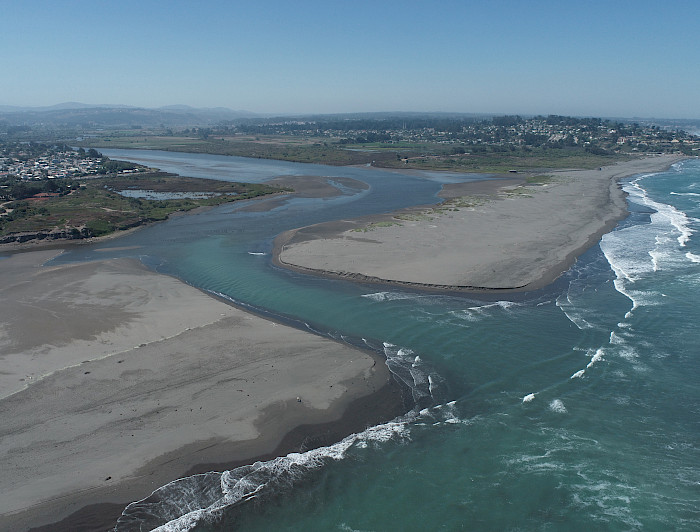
370, 121, 698, 153
0, 152, 102, 180
237, 117, 699, 154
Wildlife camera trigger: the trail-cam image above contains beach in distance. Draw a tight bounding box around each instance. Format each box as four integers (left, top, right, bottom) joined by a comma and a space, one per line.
275, 155, 686, 292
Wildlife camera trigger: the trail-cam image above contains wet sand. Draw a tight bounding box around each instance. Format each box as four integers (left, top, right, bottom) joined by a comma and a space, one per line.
0, 251, 401, 531
274, 155, 686, 292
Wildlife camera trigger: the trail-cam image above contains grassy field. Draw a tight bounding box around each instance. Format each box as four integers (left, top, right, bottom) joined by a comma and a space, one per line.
79, 135, 386, 166
0, 172, 282, 238
78, 134, 631, 173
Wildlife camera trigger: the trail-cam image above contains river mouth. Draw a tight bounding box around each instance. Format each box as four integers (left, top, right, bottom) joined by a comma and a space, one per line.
22, 151, 700, 531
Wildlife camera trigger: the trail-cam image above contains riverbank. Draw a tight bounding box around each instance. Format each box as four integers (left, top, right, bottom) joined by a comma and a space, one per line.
0, 251, 403, 531
274, 155, 687, 292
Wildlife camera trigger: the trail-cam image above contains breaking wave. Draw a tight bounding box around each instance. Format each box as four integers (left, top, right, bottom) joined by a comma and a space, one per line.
600, 174, 695, 316
449, 300, 520, 323
117, 420, 411, 532
115, 343, 449, 531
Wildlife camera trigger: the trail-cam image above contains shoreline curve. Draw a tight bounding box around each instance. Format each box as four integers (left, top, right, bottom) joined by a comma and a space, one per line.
273, 155, 687, 293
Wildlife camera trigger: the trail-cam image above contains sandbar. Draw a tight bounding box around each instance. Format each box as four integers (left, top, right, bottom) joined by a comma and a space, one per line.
274, 155, 686, 292
0, 251, 400, 531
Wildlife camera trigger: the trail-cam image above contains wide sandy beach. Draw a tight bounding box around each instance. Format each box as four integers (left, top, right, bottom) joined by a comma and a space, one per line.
274, 155, 686, 292
0, 250, 401, 531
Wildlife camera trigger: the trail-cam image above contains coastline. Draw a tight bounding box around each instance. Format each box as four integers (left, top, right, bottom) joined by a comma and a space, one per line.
0, 251, 404, 531
273, 155, 687, 293
1, 153, 689, 530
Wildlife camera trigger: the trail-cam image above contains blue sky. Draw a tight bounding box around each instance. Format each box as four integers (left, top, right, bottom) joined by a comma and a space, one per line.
2, 0, 699, 118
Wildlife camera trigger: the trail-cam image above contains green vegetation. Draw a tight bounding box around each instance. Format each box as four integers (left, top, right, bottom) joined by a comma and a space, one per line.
394, 213, 434, 222
352, 221, 402, 232
0, 141, 283, 241
79, 134, 637, 173
525, 174, 555, 185
2, 112, 696, 243
443, 196, 488, 209
0, 175, 77, 200
4, 113, 689, 175
78, 134, 392, 166
501, 187, 534, 198
0, 171, 281, 239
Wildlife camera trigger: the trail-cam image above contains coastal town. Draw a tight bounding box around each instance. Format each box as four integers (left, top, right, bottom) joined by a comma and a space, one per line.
232, 114, 700, 155
0, 143, 142, 182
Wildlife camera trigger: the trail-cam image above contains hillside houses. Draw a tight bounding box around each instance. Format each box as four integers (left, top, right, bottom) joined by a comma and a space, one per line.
230, 115, 699, 154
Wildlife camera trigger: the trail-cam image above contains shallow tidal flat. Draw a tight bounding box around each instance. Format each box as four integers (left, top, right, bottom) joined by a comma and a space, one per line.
0, 250, 395, 530
275, 156, 684, 291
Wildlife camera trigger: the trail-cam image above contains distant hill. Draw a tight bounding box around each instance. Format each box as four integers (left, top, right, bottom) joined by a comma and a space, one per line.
0, 104, 259, 128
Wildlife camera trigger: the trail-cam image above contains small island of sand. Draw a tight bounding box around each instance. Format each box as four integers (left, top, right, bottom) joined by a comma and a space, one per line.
274, 155, 685, 292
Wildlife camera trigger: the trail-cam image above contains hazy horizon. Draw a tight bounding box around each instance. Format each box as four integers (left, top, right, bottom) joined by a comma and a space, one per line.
3, 102, 700, 125
2, 1, 699, 119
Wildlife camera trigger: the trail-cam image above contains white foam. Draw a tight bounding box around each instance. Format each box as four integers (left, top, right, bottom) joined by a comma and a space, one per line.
601, 231, 664, 316
601, 228, 654, 283
609, 331, 624, 345
383, 344, 446, 406
618, 346, 638, 361
362, 292, 390, 302
428, 374, 436, 396
153, 510, 208, 532
686, 252, 700, 263
361, 291, 421, 302
671, 191, 700, 196
649, 249, 662, 272
119, 339, 451, 532
570, 346, 607, 380
451, 300, 519, 323
549, 399, 567, 413
601, 176, 697, 315
556, 293, 593, 330
587, 348, 605, 368
467, 301, 518, 312
449, 309, 482, 323
424, 400, 466, 425
627, 177, 694, 247
120, 419, 412, 531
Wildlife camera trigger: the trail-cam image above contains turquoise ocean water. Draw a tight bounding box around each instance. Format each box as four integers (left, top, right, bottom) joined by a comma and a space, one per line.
54, 152, 700, 531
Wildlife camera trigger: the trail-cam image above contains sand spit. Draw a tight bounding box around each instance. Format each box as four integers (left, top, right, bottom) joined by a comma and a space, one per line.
275, 155, 686, 292
0, 251, 395, 530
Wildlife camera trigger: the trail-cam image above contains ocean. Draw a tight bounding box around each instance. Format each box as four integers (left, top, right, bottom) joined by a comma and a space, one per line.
55, 152, 700, 531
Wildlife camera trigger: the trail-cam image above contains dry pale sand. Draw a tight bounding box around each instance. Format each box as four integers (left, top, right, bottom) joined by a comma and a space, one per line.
0, 251, 396, 531
275, 155, 686, 291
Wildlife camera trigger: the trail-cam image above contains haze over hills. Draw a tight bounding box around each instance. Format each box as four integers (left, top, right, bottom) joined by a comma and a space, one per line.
0, 103, 260, 128
1, 103, 699, 136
